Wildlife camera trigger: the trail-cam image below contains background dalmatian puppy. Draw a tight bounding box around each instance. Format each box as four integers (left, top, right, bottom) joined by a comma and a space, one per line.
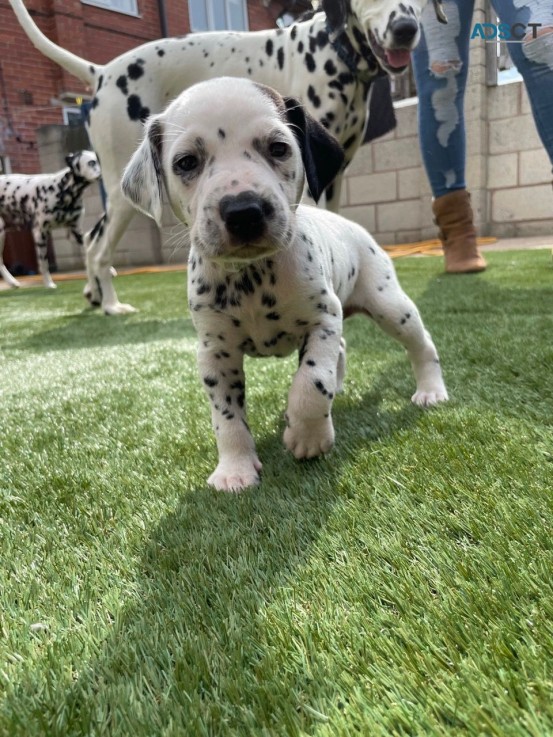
10, 0, 446, 315
0, 151, 101, 289
121, 78, 448, 492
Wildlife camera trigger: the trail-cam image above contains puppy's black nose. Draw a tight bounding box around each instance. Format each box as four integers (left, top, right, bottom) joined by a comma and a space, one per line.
219, 191, 272, 242
391, 18, 418, 46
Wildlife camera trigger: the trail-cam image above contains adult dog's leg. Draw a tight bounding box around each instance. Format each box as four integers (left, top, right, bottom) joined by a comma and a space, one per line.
32, 224, 56, 289
284, 294, 343, 458
197, 345, 261, 492
85, 194, 135, 315
0, 217, 21, 288
354, 246, 448, 407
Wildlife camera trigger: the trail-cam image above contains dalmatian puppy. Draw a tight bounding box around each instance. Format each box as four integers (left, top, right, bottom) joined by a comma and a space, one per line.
10, 0, 446, 315
121, 78, 448, 492
0, 151, 101, 289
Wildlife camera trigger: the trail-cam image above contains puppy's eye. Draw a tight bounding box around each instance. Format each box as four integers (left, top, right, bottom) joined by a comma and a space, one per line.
173, 154, 199, 174
269, 141, 290, 159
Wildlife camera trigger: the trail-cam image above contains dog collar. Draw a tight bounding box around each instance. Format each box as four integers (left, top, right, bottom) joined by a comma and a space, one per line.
327, 23, 382, 84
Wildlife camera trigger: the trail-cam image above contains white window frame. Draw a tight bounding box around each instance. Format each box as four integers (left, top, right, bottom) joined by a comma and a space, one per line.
81, 0, 139, 17
63, 106, 83, 126
0, 156, 11, 176
188, 0, 249, 32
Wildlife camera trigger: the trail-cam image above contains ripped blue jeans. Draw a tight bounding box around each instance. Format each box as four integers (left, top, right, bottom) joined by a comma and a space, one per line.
412, 0, 553, 198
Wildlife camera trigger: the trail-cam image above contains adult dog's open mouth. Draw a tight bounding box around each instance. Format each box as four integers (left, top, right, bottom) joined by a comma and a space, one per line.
368, 30, 412, 71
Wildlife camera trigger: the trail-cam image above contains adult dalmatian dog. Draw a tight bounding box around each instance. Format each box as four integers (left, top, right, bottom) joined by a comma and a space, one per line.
0, 151, 101, 289
121, 78, 448, 492
10, 0, 447, 315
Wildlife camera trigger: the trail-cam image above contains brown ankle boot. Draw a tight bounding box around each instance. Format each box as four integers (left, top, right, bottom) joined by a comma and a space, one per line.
432, 190, 487, 274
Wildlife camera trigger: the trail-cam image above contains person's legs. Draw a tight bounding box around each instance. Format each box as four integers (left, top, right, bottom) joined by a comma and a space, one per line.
494, 1, 553, 260
412, 0, 473, 196
493, 0, 553, 165
412, 0, 486, 273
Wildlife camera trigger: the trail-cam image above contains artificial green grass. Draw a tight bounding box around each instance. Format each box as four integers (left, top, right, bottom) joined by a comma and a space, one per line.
0, 249, 552, 736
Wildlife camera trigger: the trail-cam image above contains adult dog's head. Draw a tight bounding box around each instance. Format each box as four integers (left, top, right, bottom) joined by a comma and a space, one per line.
323, 0, 447, 72
121, 78, 344, 265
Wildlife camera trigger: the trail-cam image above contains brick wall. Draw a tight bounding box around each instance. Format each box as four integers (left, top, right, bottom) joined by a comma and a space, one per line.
248, 2, 276, 30
0, 0, 63, 173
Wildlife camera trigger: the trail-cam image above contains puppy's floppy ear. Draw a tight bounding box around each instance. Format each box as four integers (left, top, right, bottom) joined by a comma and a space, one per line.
284, 98, 345, 203
321, 0, 349, 34
65, 152, 77, 168
121, 116, 164, 226
433, 0, 448, 24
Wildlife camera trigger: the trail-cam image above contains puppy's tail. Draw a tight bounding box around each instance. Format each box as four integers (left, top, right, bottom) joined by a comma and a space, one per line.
9, 0, 98, 86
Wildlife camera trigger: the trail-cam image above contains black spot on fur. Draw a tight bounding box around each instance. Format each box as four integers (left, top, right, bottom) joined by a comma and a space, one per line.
314, 380, 328, 396
116, 75, 128, 96
127, 95, 150, 122
90, 213, 107, 241
266, 39, 274, 56
196, 282, 211, 296
127, 61, 145, 80
343, 134, 356, 150
307, 85, 321, 108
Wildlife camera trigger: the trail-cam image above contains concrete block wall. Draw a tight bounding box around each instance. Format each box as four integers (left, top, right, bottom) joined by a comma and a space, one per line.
487, 82, 553, 238
341, 104, 432, 246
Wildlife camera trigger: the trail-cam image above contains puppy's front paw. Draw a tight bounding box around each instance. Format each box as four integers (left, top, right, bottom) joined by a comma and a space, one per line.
208, 455, 262, 492
283, 416, 335, 459
411, 385, 449, 407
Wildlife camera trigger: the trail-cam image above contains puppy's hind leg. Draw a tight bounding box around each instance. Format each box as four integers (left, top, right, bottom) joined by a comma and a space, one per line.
0, 217, 21, 288
353, 246, 448, 407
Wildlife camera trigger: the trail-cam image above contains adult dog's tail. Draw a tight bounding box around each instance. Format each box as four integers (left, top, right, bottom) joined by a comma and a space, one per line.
9, 0, 98, 86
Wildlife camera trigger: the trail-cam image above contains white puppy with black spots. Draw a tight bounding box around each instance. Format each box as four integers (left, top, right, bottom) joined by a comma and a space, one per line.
0, 151, 101, 289
122, 78, 448, 492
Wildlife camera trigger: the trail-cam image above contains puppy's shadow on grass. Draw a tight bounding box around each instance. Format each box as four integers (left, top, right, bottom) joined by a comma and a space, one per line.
257, 369, 424, 488
15, 357, 427, 733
